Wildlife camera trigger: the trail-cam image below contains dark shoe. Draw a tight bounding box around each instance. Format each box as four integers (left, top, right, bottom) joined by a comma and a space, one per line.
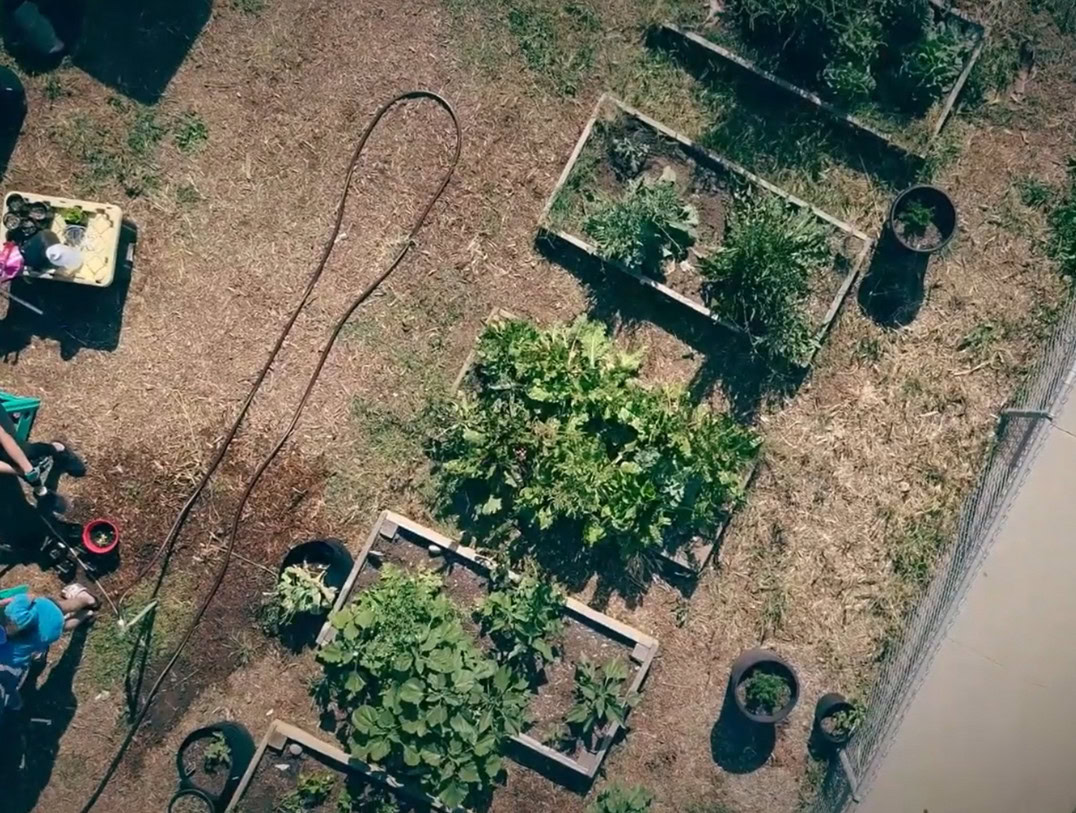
53, 444, 86, 477
37, 491, 70, 515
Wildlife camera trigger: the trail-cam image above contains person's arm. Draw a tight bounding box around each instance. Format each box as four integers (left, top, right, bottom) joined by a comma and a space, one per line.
0, 425, 34, 476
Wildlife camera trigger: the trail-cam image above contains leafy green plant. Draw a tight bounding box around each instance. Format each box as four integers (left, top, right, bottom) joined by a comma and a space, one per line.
607, 135, 650, 180
316, 565, 530, 808
586, 782, 653, 813
823, 703, 864, 737
58, 206, 89, 227
275, 772, 335, 812
261, 563, 338, 634
566, 658, 639, 743
897, 199, 935, 238
202, 732, 231, 773
741, 670, 791, 715
1049, 161, 1076, 278
584, 168, 699, 274
700, 194, 829, 363
896, 25, 965, 114
1018, 177, 1052, 209
430, 318, 759, 564
476, 568, 564, 671
174, 111, 209, 153
728, 0, 964, 111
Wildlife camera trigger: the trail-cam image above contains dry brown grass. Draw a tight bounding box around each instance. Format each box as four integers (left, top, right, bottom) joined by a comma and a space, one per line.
1, 0, 1073, 811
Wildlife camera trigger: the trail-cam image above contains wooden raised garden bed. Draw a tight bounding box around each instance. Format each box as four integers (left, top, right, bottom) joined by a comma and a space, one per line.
223, 719, 453, 813
317, 511, 659, 787
538, 94, 872, 368
659, 0, 986, 160
450, 308, 757, 578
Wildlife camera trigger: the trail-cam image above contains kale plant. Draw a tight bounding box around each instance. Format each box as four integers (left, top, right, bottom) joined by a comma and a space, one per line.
742, 670, 791, 715
584, 167, 698, 274
429, 318, 759, 564
566, 658, 639, 744
476, 567, 565, 672
260, 563, 337, 634
700, 194, 829, 364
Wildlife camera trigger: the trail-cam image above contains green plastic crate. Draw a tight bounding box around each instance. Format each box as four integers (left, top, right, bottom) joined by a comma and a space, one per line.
0, 390, 40, 443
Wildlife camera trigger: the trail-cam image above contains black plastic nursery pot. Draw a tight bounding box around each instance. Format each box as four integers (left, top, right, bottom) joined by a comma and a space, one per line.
168, 787, 215, 813
729, 648, 800, 725
888, 184, 957, 255
175, 721, 256, 811
814, 692, 857, 748
278, 538, 353, 591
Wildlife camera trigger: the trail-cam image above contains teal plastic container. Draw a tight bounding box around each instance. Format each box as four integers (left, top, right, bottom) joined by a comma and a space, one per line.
0, 390, 40, 443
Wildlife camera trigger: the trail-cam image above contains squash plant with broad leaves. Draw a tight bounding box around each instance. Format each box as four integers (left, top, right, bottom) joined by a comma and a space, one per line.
316, 566, 530, 809
429, 317, 759, 564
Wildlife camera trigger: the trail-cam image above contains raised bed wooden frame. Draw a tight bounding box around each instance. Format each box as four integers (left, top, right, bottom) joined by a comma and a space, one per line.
223, 719, 465, 813
449, 307, 758, 578
316, 510, 660, 786
537, 94, 873, 369
659, 0, 987, 160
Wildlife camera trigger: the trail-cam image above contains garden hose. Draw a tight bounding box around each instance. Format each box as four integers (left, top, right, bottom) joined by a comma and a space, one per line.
77, 90, 462, 813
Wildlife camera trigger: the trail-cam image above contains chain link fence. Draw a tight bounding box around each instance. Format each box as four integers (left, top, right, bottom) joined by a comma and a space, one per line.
812, 292, 1076, 811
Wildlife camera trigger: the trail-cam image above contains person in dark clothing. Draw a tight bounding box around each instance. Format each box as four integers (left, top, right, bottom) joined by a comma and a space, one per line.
0, 410, 84, 513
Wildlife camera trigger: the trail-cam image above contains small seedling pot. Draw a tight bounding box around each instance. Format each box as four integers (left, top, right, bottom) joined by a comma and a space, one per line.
279, 537, 354, 591
3, 213, 21, 231
814, 692, 856, 748
27, 201, 51, 222
168, 787, 215, 813
82, 518, 119, 556
729, 648, 800, 725
888, 185, 957, 255
176, 721, 256, 811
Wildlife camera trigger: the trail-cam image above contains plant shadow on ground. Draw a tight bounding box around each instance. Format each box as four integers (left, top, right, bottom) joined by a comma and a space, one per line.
72, 0, 211, 104
856, 235, 930, 328
0, 623, 89, 813
709, 678, 775, 774
646, 27, 919, 200
535, 234, 805, 424
0, 220, 136, 360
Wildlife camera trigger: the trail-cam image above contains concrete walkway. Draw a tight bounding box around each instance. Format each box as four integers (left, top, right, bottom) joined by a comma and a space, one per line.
856, 382, 1076, 813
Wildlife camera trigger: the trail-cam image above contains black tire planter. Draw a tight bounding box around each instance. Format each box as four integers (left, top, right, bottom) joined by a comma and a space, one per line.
274, 538, 353, 647
814, 692, 857, 748
888, 184, 957, 255
279, 538, 353, 591
175, 722, 255, 812
729, 649, 800, 725
168, 788, 215, 813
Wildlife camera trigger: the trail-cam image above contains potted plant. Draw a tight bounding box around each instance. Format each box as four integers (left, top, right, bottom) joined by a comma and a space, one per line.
729, 649, 800, 724
260, 539, 353, 642
814, 692, 863, 748
888, 185, 957, 254
175, 721, 255, 811
82, 518, 119, 557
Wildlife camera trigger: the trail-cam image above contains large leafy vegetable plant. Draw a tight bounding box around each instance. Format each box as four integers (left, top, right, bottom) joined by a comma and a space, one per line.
700, 193, 830, 364
430, 318, 759, 564
316, 565, 530, 809
586, 783, 653, 813
476, 567, 565, 673
260, 563, 338, 634
583, 167, 698, 274
567, 658, 639, 745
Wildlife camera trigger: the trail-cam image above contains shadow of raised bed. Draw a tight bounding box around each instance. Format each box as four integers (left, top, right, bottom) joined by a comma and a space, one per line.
646, 26, 919, 192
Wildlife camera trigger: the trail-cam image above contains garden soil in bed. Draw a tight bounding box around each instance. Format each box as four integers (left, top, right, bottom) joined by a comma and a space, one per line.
353, 527, 637, 760
561, 108, 857, 334
238, 747, 351, 813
